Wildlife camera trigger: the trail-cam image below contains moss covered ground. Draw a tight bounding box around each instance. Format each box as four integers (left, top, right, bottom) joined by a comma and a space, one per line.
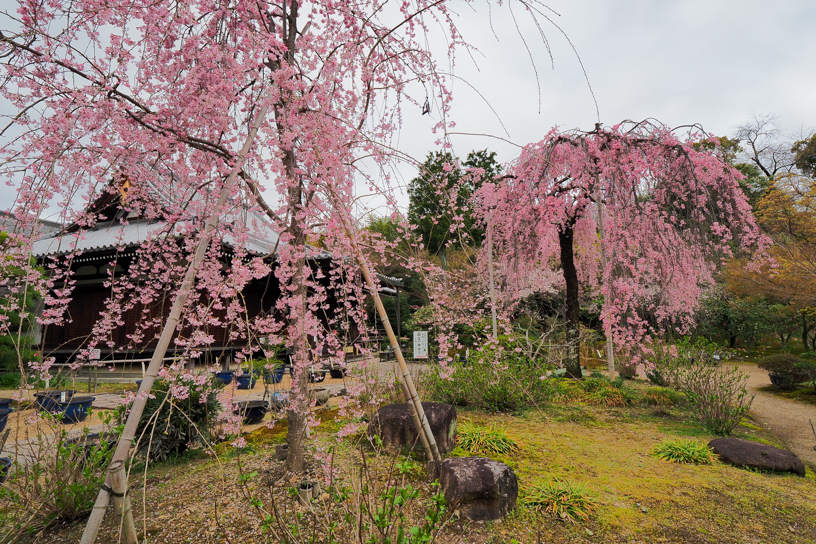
17, 389, 816, 544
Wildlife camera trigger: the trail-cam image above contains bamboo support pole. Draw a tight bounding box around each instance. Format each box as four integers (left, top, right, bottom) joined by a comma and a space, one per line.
80, 102, 270, 544
328, 190, 440, 462
108, 460, 138, 544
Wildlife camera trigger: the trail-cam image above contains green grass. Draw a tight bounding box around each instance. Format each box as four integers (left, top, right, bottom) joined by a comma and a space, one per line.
521, 479, 598, 523
457, 421, 520, 456
652, 438, 714, 465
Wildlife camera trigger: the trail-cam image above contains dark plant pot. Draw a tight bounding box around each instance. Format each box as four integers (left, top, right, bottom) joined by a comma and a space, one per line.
264, 367, 286, 384
329, 369, 345, 379
274, 443, 289, 461
309, 370, 326, 384
55, 396, 95, 424
214, 371, 235, 386
312, 387, 331, 406
0, 457, 12, 485
234, 400, 268, 425
64, 432, 116, 465
298, 481, 314, 505
135, 379, 143, 389
0, 398, 13, 410
235, 374, 257, 390
0, 408, 12, 433
34, 390, 77, 412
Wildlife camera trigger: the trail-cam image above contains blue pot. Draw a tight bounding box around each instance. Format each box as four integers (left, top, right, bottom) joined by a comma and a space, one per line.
214, 371, 235, 386
0, 398, 12, 410
0, 408, 12, 433
264, 367, 286, 384
269, 392, 289, 411
0, 457, 12, 485
54, 396, 95, 424
234, 400, 268, 425
235, 374, 257, 390
34, 390, 77, 412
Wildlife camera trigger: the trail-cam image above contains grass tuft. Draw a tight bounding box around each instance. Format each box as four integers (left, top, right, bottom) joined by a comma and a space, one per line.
457, 421, 519, 456
652, 438, 714, 465
521, 479, 598, 523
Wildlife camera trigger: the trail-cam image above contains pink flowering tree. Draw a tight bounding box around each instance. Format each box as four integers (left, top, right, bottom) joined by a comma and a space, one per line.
479, 122, 769, 378
0, 0, 515, 476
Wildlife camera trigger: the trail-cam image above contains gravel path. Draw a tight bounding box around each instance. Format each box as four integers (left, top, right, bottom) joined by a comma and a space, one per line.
734, 362, 816, 468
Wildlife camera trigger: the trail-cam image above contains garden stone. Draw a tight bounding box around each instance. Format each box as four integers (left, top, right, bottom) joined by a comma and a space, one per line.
428, 457, 518, 521
368, 402, 457, 454
708, 437, 806, 476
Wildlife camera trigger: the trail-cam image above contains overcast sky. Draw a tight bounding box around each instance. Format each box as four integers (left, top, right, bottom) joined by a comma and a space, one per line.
383, 0, 816, 211
2, 0, 815, 219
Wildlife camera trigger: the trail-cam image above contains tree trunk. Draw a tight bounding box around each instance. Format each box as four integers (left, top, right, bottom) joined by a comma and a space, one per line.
802, 312, 810, 351
283, 146, 310, 473
559, 224, 582, 379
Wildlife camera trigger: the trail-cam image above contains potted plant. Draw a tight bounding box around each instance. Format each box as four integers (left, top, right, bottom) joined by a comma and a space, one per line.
214, 369, 235, 386
263, 358, 286, 384
54, 395, 95, 424
234, 399, 268, 424
34, 389, 76, 411
0, 407, 11, 432
0, 457, 12, 484
234, 373, 257, 390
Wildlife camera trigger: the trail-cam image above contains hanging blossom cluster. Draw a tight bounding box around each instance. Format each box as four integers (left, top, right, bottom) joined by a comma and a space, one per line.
477, 121, 771, 351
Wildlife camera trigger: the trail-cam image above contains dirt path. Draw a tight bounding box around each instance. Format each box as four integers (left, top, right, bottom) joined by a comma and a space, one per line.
733, 362, 816, 469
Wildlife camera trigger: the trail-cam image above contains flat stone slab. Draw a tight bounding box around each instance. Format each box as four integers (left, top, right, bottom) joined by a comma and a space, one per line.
369, 402, 457, 454
709, 437, 806, 476
91, 394, 126, 410
429, 457, 518, 521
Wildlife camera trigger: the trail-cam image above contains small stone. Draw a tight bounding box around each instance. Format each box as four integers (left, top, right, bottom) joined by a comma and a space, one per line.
788, 526, 796, 533
641, 506, 648, 513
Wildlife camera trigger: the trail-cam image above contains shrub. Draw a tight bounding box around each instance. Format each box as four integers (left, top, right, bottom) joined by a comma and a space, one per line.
521, 479, 598, 523
652, 438, 714, 464
677, 363, 753, 435
457, 422, 519, 456
758, 354, 815, 390
128, 374, 220, 462
0, 415, 118, 541
420, 356, 546, 413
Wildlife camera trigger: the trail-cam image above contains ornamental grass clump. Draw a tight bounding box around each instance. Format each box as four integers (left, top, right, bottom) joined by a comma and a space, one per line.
457, 421, 519, 456
652, 438, 714, 465
521, 480, 598, 523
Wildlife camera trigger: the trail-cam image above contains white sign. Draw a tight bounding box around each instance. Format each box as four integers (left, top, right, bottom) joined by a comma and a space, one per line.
413, 331, 428, 360
89, 348, 101, 360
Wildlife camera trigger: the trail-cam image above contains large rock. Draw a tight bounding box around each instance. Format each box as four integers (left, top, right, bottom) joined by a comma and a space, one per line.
368, 402, 457, 454
428, 457, 518, 521
709, 437, 806, 476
